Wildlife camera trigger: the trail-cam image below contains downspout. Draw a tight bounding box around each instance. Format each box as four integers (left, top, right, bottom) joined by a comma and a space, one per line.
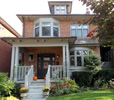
22, 16, 25, 37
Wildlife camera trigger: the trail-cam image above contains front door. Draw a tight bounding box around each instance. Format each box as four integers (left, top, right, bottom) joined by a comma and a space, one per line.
37, 53, 55, 79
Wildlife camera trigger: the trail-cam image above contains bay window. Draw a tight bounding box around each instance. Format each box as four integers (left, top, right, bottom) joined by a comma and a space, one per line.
34, 18, 60, 37
71, 24, 89, 38
70, 47, 92, 67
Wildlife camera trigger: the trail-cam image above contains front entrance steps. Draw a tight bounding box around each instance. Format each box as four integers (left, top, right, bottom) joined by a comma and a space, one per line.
26, 79, 46, 100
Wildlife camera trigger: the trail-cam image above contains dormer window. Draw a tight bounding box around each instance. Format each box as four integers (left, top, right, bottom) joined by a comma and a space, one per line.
55, 5, 66, 14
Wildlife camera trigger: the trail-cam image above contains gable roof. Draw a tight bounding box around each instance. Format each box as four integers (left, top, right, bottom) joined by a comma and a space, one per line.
0, 17, 21, 37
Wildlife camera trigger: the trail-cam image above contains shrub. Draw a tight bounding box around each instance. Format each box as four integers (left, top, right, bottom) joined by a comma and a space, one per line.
94, 69, 114, 84
72, 71, 93, 87
11, 83, 21, 98
102, 83, 108, 90
84, 51, 102, 73
0, 72, 14, 97
94, 79, 102, 89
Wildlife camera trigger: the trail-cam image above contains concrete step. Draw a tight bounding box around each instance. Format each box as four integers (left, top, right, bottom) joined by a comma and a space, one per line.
32, 80, 46, 83
26, 98, 45, 100
28, 89, 42, 93
31, 82, 46, 86
27, 93, 43, 98
29, 86, 44, 89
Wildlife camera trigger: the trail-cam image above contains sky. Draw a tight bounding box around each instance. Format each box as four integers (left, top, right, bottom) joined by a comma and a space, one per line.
0, 0, 88, 35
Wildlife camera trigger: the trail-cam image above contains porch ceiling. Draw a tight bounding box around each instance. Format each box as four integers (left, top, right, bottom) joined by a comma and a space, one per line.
1, 37, 77, 45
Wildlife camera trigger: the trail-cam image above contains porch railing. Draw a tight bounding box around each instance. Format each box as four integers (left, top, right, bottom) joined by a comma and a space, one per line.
50, 65, 64, 79
46, 65, 64, 87
25, 65, 34, 88
17, 66, 31, 82
46, 65, 51, 87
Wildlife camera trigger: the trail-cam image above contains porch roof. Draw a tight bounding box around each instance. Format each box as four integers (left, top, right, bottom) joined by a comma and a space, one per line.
1, 37, 77, 45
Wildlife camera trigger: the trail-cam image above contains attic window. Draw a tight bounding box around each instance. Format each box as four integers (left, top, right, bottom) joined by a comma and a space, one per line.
55, 5, 66, 14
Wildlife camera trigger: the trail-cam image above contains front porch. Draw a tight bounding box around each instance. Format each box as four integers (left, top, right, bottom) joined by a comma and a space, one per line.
4, 37, 76, 88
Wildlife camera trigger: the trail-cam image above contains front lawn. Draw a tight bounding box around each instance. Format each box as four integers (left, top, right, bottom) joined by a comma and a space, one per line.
47, 89, 114, 100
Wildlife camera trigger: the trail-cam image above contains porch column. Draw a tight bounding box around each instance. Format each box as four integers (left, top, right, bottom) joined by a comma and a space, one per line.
14, 46, 19, 82
66, 45, 70, 80
63, 46, 66, 77
10, 46, 15, 80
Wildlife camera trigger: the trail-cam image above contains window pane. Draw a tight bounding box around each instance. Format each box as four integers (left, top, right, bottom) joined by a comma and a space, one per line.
70, 57, 75, 66
83, 50, 88, 55
35, 27, 39, 37
77, 29, 82, 38
42, 27, 51, 36
83, 29, 88, 38
70, 51, 74, 55
42, 22, 50, 26
61, 10, 65, 14
71, 25, 76, 29
53, 27, 58, 37
56, 6, 60, 9
77, 51, 81, 55
77, 25, 82, 29
71, 29, 76, 36
83, 25, 88, 29
35, 23, 39, 27
61, 6, 65, 9
77, 57, 82, 66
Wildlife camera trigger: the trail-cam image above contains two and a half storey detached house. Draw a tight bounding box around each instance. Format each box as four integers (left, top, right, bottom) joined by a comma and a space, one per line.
2, 1, 100, 87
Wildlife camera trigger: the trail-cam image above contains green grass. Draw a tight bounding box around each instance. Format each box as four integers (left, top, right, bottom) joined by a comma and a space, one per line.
47, 89, 114, 100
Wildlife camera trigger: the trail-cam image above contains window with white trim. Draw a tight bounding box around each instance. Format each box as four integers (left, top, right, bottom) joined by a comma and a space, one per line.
42, 22, 51, 36
70, 47, 92, 67
34, 18, 60, 37
71, 24, 89, 38
53, 23, 59, 37
55, 5, 66, 14
35, 23, 39, 37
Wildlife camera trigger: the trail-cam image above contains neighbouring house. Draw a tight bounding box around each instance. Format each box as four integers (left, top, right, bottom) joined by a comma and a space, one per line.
0, 17, 21, 76
1, 1, 102, 87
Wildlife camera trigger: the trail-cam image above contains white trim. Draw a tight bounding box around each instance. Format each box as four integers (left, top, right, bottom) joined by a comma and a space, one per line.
34, 18, 60, 37
10, 46, 15, 80
63, 46, 65, 77
13, 43, 68, 47
14, 47, 19, 82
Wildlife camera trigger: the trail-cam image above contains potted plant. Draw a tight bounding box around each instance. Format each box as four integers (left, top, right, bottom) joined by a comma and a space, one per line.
42, 87, 51, 98
19, 87, 29, 100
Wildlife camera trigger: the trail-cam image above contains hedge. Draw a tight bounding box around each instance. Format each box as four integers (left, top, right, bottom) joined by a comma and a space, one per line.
72, 71, 93, 87
94, 69, 114, 83
72, 69, 114, 87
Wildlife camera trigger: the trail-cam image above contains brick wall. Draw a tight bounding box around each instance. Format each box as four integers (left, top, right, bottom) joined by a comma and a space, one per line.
24, 19, 96, 37
24, 47, 62, 75
24, 20, 34, 37
0, 40, 11, 76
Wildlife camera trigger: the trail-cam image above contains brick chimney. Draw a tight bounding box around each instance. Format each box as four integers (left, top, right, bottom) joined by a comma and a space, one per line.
86, 8, 90, 14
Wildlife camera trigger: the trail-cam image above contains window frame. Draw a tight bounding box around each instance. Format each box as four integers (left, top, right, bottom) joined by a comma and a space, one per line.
70, 47, 92, 68
28, 54, 34, 61
34, 18, 60, 37
54, 5, 66, 14
70, 24, 89, 38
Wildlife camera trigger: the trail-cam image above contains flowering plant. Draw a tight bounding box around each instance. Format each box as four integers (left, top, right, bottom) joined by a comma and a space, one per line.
19, 87, 29, 93
42, 87, 51, 92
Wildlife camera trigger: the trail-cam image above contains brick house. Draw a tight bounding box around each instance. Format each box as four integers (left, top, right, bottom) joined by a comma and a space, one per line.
1, 1, 100, 87
0, 17, 21, 76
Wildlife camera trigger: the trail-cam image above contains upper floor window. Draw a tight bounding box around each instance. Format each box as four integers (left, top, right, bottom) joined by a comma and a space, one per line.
42, 22, 51, 36
55, 5, 66, 14
35, 23, 39, 37
53, 23, 59, 37
34, 18, 60, 37
71, 24, 89, 38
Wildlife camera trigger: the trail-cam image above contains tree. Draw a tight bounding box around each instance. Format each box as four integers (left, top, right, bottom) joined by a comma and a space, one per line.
79, 0, 114, 48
